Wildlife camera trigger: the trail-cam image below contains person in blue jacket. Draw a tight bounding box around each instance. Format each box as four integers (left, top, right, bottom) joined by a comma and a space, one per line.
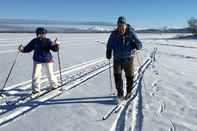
106, 16, 142, 101
18, 27, 60, 94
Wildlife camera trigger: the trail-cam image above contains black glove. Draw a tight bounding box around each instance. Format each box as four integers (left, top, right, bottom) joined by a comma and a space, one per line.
51, 38, 60, 52
52, 44, 59, 52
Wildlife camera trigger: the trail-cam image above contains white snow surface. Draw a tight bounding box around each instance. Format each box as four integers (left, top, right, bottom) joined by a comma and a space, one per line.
0, 33, 197, 131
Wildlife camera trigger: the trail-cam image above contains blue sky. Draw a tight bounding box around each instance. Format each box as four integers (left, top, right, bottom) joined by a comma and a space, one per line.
0, 0, 196, 29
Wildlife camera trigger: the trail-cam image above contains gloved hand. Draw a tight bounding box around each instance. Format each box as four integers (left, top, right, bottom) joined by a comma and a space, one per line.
18, 44, 24, 52
133, 49, 137, 55
54, 38, 60, 47
54, 38, 60, 45
52, 38, 60, 51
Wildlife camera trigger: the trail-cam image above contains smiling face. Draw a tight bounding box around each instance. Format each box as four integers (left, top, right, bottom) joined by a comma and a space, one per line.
118, 24, 127, 34
37, 33, 46, 38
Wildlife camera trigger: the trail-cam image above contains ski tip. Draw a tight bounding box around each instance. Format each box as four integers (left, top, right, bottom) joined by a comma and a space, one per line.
0, 94, 6, 99
0, 96, 4, 100
102, 117, 106, 120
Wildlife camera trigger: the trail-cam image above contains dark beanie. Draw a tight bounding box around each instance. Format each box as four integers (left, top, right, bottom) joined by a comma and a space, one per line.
117, 16, 126, 25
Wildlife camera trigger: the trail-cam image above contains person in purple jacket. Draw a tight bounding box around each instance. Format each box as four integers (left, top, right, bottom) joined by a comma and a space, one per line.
18, 27, 60, 94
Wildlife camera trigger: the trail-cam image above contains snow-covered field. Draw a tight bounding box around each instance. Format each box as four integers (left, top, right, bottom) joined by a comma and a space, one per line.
0, 33, 197, 131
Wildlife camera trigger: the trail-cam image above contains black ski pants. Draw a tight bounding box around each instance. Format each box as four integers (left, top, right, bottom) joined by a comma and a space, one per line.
113, 58, 134, 97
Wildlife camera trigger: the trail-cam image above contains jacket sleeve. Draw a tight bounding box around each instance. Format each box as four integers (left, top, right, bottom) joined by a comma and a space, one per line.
22, 39, 35, 53
106, 32, 114, 59
131, 31, 142, 50
48, 39, 59, 52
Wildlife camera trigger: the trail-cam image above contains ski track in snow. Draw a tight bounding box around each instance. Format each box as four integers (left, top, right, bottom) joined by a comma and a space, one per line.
146, 42, 197, 130
0, 57, 111, 126
109, 49, 157, 131
169, 120, 176, 131
158, 51, 197, 61
144, 40, 197, 50
4, 57, 104, 91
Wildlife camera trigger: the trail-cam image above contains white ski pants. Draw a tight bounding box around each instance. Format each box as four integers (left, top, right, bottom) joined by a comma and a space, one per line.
32, 62, 58, 91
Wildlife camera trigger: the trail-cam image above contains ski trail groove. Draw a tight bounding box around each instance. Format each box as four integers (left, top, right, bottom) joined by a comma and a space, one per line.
169, 120, 176, 131
0, 58, 110, 126
4, 57, 104, 91
110, 49, 157, 131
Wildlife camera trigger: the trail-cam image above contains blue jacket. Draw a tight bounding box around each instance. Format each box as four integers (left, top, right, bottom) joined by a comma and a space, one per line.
106, 28, 142, 63
22, 38, 59, 63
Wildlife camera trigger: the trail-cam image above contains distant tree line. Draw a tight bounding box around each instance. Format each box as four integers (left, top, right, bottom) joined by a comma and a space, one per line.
188, 17, 197, 36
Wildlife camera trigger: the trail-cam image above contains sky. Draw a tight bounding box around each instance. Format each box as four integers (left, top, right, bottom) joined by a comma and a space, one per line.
0, 0, 196, 29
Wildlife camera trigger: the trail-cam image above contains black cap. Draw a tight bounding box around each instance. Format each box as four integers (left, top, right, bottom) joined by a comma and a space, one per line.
36, 27, 47, 35
117, 16, 126, 26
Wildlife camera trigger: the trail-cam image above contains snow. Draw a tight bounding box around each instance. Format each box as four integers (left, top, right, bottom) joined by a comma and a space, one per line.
0, 33, 197, 131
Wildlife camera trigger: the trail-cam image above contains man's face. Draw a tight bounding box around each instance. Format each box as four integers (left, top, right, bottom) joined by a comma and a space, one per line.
118, 24, 127, 34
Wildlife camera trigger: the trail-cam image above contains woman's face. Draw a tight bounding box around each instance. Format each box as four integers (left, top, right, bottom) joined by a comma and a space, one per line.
118, 24, 127, 34
37, 33, 46, 38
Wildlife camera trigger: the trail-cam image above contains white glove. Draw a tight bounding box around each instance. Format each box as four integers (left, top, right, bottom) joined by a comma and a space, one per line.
18, 44, 24, 52
54, 38, 60, 45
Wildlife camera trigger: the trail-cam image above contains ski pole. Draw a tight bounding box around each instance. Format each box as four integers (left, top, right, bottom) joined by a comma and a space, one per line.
135, 51, 147, 88
108, 60, 113, 95
0, 51, 20, 95
57, 49, 63, 85
136, 51, 142, 68
55, 38, 63, 85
